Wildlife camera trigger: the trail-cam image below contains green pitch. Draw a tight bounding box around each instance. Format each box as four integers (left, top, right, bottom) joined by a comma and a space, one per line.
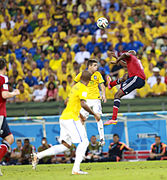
1, 161, 167, 180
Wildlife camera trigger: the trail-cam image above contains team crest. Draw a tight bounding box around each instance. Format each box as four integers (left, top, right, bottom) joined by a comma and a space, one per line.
94, 76, 97, 79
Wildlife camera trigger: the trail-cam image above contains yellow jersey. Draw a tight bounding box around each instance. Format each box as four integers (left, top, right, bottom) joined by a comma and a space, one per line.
60, 82, 88, 121
152, 82, 167, 95
74, 71, 104, 99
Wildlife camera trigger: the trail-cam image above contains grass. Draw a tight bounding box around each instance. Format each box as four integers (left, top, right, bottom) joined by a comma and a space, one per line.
1, 161, 167, 180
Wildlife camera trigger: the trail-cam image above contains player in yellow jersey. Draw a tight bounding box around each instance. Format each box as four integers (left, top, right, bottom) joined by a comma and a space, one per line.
73, 59, 106, 145
32, 71, 100, 175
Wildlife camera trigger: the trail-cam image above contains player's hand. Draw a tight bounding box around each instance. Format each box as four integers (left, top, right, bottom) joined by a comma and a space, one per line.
13, 89, 20, 96
102, 95, 107, 103
111, 51, 118, 59
99, 139, 105, 146
94, 114, 100, 122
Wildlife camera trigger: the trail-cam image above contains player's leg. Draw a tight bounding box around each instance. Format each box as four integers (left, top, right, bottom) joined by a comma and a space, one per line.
68, 120, 89, 174
0, 116, 14, 176
104, 76, 143, 125
32, 120, 71, 169
107, 73, 128, 89
91, 100, 105, 145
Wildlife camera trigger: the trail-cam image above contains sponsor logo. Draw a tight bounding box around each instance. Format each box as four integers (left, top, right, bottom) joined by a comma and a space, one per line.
137, 133, 158, 139
94, 76, 97, 80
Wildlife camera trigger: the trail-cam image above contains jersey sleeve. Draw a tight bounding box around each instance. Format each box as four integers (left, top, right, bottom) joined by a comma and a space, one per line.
79, 86, 88, 101
1, 76, 9, 91
74, 72, 82, 83
98, 72, 105, 84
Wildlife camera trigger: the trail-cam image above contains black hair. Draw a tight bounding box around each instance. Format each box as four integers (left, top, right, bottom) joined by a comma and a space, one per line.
155, 136, 161, 139
113, 134, 119, 138
87, 59, 98, 67
62, 81, 67, 85
24, 138, 29, 142
48, 82, 56, 90
0, 58, 6, 70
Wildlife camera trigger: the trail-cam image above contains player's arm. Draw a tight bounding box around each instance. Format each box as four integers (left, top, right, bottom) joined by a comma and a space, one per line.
109, 52, 128, 66
100, 83, 107, 103
80, 100, 100, 121
2, 89, 20, 99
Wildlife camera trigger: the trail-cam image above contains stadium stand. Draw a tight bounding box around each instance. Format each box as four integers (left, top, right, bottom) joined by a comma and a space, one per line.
0, 0, 167, 104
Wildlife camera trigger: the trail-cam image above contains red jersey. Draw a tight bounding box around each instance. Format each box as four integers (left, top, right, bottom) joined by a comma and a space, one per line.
0, 75, 9, 117
125, 54, 146, 80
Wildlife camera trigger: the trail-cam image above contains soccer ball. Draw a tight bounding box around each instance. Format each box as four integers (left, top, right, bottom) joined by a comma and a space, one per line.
97, 17, 109, 29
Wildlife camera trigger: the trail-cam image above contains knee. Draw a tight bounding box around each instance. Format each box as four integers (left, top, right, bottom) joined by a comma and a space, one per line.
4, 134, 14, 145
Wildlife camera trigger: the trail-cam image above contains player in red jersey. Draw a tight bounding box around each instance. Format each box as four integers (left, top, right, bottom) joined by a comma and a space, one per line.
104, 50, 146, 125
0, 58, 20, 175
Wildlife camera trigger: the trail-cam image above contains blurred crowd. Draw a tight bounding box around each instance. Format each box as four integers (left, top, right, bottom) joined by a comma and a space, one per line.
0, 0, 167, 103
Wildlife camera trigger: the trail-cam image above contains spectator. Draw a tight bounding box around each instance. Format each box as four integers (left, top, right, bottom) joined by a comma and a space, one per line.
147, 67, 164, 88
151, 76, 166, 96
32, 81, 47, 102
75, 45, 90, 64
58, 81, 71, 101
86, 36, 99, 54
36, 52, 49, 70
38, 138, 52, 164
147, 136, 166, 161
49, 52, 63, 72
115, 34, 127, 52
47, 19, 57, 36
25, 70, 38, 87
86, 135, 102, 162
126, 35, 144, 52
15, 84, 31, 102
98, 34, 111, 53
87, 16, 98, 35
99, 59, 110, 75
29, 39, 37, 57
45, 82, 58, 102
105, 0, 119, 13
105, 134, 133, 162
73, 38, 84, 53
157, 55, 165, 69
81, 29, 92, 45
21, 139, 35, 165
10, 139, 22, 165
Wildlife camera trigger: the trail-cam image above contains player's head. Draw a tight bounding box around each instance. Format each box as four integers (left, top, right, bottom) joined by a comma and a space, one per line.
87, 59, 98, 73
80, 70, 92, 86
155, 136, 161, 145
24, 138, 30, 147
113, 134, 119, 143
16, 139, 22, 148
128, 50, 136, 56
90, 135, 97, 144
0, 58, 7, 73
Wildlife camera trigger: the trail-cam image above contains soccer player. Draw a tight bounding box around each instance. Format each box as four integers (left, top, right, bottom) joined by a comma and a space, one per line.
73, 59, 106, 145
32, 70, 100, 175
104, 50, 146, 125
0, 58, 20, 175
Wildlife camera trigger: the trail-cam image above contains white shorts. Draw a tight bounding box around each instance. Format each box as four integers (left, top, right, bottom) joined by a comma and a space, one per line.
80, 99, 102, 119
59, 119, 88, 145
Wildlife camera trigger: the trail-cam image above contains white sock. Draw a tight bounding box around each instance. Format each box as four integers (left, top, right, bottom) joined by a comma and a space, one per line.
72, 139, 89, 172
37, 144, 68, 159
97, 119, 104, 140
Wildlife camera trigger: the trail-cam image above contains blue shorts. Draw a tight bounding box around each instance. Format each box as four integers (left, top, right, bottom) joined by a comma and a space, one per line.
0, 116, 11, 138
120, 76, 145, 95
